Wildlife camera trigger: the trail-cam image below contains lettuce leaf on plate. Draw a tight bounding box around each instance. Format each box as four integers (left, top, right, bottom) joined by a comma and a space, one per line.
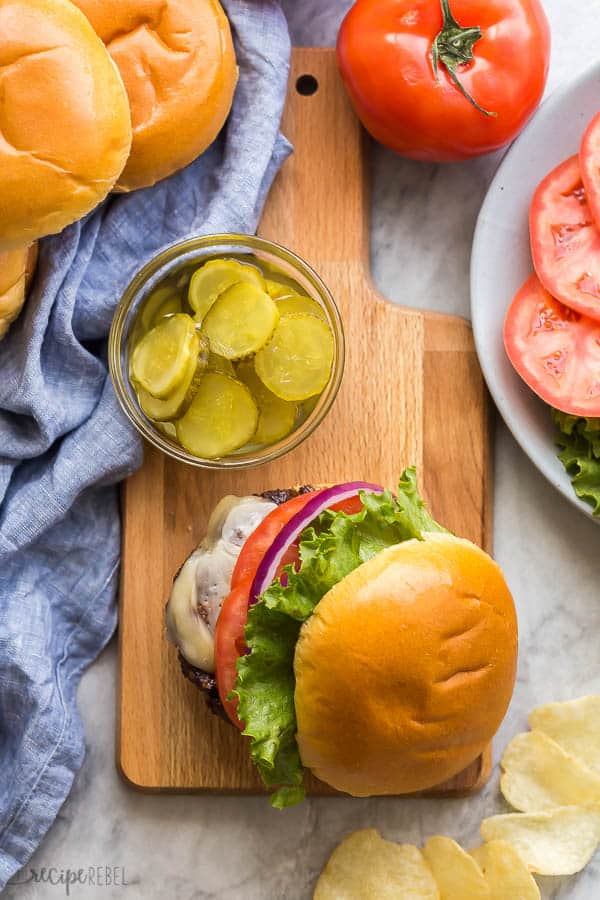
234, 468, 445, 808
553, 410, 600, 515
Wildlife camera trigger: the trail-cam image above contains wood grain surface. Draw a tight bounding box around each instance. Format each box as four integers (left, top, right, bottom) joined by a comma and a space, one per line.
118, 49, 493, 795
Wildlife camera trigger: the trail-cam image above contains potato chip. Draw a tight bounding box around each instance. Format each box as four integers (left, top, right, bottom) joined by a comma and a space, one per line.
480, 806, 600, 875
500, 730, 600, 812
423, 836, 490, 899
529, 696, 600, 774
313, 829, 440, 900
470, 840, 540, 899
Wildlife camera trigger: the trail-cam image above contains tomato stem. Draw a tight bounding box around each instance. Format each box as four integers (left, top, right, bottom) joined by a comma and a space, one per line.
432, 0, 497, 118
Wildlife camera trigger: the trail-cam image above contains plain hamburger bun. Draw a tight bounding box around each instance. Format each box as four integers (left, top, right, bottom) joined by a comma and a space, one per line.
294, 533, 517, 796
0, 0, 132, 250
0, 243, 38, 339
73, 0, 238, 192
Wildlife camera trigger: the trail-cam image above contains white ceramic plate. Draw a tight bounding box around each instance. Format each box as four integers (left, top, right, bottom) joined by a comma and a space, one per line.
471, 61, 600, 522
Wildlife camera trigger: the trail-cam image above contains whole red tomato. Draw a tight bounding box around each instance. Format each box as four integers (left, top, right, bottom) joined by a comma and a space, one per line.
337, 0, 550, 161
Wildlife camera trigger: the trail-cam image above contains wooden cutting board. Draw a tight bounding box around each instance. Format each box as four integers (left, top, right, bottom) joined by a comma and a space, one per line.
118, 49, 492, 795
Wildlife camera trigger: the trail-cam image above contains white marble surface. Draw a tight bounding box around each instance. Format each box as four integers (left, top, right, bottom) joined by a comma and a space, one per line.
6, 2, 600, 898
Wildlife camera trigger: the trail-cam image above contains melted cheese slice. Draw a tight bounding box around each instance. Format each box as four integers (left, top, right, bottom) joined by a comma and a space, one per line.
165, 495, 276, 672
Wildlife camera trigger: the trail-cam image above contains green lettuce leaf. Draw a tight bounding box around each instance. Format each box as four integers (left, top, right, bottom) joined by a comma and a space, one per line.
553, 410, 600, 515
234, 467, 445, 808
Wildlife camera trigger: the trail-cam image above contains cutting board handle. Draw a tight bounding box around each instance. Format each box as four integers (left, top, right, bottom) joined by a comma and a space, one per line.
260, 49, 370, 273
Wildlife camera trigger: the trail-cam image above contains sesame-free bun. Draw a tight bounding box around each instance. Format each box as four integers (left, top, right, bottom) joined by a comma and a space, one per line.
0, 0, 132, 250
294, 533, 517, 796
0, 243, 38, 339
73, 0, 238, 192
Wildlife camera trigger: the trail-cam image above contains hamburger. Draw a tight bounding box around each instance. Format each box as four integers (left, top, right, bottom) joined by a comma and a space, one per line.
166, 469, 517, 808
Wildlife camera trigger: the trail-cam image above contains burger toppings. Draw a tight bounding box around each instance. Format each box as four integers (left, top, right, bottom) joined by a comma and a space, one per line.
249, 482, 384, 603
165, 494, 277, 672
234, 469, 446, 808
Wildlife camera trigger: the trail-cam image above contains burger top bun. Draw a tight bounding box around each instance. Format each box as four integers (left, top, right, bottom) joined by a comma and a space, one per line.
0, 243, 38, 338
294, 533, 517, 797
73, 0, 238, 192
0, 0, 132, 250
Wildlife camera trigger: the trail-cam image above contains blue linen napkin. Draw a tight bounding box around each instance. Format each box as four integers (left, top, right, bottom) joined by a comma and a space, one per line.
0, 1, 291, 887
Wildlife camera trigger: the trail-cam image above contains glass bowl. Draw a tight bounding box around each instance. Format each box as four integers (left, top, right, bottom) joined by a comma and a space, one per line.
108, 234, 345, 469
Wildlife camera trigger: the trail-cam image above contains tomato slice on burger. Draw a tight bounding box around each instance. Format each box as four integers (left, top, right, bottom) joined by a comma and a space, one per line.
530, 155, 600, 321
217, 490, 366, 726
218, 491, 321, 726
231, 492, 320, 589
214, 578, 253, 729
504, 273, 600, 416
580, 111, 600, 228
230, 491, 364, 590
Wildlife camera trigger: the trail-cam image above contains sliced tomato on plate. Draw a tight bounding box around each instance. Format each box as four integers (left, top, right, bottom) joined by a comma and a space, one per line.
504, 273, 600, 416
217, 489, 367, 726
580, 111, 600, 227
530, 155, 600, 321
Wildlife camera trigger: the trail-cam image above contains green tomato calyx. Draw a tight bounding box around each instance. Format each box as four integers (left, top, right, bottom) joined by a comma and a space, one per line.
432, 0, 497, 118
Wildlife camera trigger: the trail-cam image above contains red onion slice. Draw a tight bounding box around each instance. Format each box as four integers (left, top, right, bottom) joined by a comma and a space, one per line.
249, 481, 384, 603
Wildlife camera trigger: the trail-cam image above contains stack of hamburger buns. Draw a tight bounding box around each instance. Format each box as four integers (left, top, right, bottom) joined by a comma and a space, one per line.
0, 0, 237, 338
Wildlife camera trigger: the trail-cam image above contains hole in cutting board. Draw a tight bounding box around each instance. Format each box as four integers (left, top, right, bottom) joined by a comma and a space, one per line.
296, 74, 318, 96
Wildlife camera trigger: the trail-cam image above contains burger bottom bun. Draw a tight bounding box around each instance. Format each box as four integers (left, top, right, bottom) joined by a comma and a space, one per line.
294, 533, 517, 797
0, 243, 38, 339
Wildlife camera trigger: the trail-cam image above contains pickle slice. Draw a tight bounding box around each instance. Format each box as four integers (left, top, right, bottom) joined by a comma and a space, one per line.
254, 313, 334, 402
276, 294, 326, 321
207, 351, 235, 377
201, 283, 279, 360
136, 336, 208, 421
236, 361, 297, 444
131, 313, 199, 399
140, 285, 178, 333
176, 373, 258, 458
176, 269, 192, 290
265, 279, 295, 301
255, 399, 297, 444
156, 421, 177, 440
188, 259, 266, 322
137, 374, 192, 422
300, 394, 320, 418
151, 293, 182, 326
